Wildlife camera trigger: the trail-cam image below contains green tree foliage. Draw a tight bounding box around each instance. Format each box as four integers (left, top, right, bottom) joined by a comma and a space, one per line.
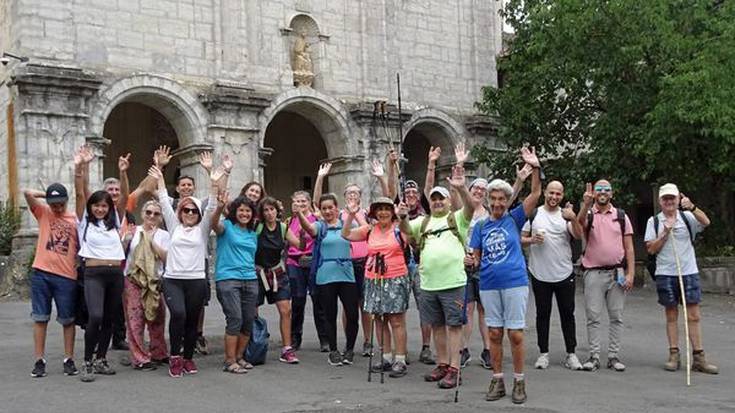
475, 0, 735, 250
0, 201, 21, 255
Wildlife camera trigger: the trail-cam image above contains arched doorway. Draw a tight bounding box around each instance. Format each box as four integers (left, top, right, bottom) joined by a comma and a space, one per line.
402, 122, 454, 186
102, 102, 181, 212
263, 111, 328, 204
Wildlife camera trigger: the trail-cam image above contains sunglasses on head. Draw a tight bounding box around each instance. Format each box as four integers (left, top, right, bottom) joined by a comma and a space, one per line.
182, 207, 199, 215
594, 186, 612, 192
144, 210, 161, 217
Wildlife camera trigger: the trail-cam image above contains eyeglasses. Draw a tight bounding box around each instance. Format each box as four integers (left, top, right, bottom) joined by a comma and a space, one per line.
182, 207, 199, 215
144, 210, 161, 217
594, 186, 612, 192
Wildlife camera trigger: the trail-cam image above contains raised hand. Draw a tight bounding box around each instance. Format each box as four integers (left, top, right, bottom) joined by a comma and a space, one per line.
118, 153, 131, 172
583, 182, 594, 206
199, 151, 213, 173
370, 159, 385, 177
345, 198, 360, 215
520, 146, 540, 168
221, 153, 234, 173
680, 193, 694, 211
154, 145, 172, 168
317, 162, 332, 177
561, 202, 576, 220
216, 188, 229, 209
516, 163, 533, 182
428, 146, 441, 163
147, 165, 164, 182
388, 149, 399, 165
396, 201, 408, 219
446, 164, 466, 188
79, 145, 94, 164
73, 146, 85, 166
454, 142, 468, 165
210, 165, 227, 183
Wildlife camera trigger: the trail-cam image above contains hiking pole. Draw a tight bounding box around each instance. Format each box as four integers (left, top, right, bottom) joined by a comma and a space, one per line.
368, 306, 375, 382
669, 230, 691, 386
379, 269, 386, 384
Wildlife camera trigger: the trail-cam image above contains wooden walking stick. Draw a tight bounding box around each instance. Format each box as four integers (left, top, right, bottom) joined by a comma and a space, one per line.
669, 229, 691, 386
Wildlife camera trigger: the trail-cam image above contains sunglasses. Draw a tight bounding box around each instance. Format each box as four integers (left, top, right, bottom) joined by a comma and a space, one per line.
144, 210, 161, 217
594, 186, 612, 192
181, 207, 199, 215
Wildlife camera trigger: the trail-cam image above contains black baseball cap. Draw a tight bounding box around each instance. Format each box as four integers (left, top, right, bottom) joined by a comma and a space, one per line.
45, 183, 69, 204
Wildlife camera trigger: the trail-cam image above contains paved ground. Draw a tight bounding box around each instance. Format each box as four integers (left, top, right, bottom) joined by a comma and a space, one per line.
1, 284, 733, 413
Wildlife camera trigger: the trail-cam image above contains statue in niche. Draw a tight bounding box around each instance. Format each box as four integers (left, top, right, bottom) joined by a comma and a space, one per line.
291, 32, 314, 87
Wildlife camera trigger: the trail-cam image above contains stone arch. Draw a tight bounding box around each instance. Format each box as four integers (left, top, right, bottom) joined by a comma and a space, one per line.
258, 88, 357, 157
288, 13, 321, 37
402, 108, 466, 183
88, 74, 209, 147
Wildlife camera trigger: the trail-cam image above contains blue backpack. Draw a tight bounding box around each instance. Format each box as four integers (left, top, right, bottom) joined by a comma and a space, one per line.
244, 316, 270, 365
308, 219, 348, 288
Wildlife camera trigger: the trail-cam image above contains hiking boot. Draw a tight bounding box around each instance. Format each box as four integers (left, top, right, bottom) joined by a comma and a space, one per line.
512, 378, 527, 404
94, 358, 116, 375
327, 350, 343, 366
371, 359, 392, 373
607, 357, 626, 372
168, 356, 184, 378
692, 351, 719, 374
320, 342, 330, 353
183, 358, 198, 374
342, 349, 355, 365
563, 353, 583, 371
362, 342, 373, 357
424, 363, 449, 382
534, 353, 549, 369
480, 349, 492, 370
279, 347, 300, 364
418, 345, 435, 365
63, 358, 79, 376
80, 361, 95, 382
664, 349, 680, 372
485, 377, 506, 401
389, 361, 408, 378
460, 348, 471, 368
133, 361, 157, 371
195, 336, 209, 355
582, 356, 600, 372
31, 359, 47, 378
438, 366, 461, 389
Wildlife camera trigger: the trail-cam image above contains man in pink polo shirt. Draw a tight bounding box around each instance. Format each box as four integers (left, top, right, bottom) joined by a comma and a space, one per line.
576, 179, 634, 372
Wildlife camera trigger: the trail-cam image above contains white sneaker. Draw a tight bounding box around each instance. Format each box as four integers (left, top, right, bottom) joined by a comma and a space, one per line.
563, 353, 583, 370
534, 353, 549, 369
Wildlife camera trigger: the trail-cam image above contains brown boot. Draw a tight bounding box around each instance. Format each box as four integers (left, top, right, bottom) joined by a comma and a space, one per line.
664, 349, 680, 371
692, 351, 719, 374
485, 377, 506, 401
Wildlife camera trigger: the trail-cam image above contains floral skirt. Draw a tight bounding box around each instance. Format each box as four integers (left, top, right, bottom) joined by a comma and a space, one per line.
363, 275, 410, 315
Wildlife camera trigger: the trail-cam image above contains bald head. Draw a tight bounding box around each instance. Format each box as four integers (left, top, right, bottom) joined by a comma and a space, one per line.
546, 180, 564, 192
544, 180, 564, 208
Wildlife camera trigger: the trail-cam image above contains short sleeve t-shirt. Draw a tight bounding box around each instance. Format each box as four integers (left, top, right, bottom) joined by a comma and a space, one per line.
124, 226, 171, 277
470, 205, 528, 290
409, 210, 470, 291
255, 223, 285, 269
77, 215, 125, 260
644, 211, 703, 277
522, 207, 574, 282
215, 220, 257, 282
355, 223, 408, 280
286, 214, 317, 266
314, 221, 355, 285
31, 205, 79, 280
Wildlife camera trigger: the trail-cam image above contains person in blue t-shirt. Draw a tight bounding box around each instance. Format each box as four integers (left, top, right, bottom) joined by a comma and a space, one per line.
294, 193, 358, 367
212, 194, 259, 374
469, 147, 542, 404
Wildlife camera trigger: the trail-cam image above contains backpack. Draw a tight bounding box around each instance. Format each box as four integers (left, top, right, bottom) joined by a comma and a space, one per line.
244, 316, 270, 365
255, 222, 287, 238
308, 219, 349, 284
417, 212, 464, 258
646, 213, 694, 281
367, 225, 413, 269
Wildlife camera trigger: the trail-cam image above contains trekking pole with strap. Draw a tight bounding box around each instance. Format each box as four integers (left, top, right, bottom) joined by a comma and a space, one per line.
376, 252, 387, 384
669, 230, 691, 386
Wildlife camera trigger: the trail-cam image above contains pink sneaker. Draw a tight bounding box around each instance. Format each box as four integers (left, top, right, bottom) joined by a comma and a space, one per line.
279, 347, 300, 364
168, 356, 183, 378
183, 358, 198, 375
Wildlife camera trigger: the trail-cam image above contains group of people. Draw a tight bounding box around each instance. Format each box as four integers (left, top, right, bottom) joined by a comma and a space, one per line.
26, 141, 719, 403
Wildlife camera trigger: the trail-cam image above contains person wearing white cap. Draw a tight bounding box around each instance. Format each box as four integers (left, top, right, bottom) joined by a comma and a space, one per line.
399, 161, 474, 389
644, 183, 718, 374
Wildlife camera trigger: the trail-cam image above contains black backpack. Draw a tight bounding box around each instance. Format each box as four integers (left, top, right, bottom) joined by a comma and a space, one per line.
646, 213, 694, 281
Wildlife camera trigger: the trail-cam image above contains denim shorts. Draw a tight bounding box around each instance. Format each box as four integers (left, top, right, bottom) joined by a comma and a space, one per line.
418, 286, 466, 327
480, 286, 529, 330
216, 279, 259, 335
30, 269, 77, 325
656, 274, 702, 307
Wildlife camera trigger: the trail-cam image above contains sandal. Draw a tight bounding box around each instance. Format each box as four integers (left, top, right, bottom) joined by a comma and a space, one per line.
223, 362, 248, 374
237, 359, 254, 370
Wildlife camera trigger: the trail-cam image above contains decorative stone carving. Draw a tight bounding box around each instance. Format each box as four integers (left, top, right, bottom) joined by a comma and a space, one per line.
291, 33, 314, 88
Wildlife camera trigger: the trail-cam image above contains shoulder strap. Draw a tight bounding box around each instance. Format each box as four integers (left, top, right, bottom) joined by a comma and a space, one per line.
280, 222, 287, 240
585, 209, 594, 240
653, 215, 659, 237
446, 212, 465, 246
255, 223, 264, 236
680, 212, 694, 241
617, 208, 627, 251
417, 215, 433, 254
527, 207, 538, 232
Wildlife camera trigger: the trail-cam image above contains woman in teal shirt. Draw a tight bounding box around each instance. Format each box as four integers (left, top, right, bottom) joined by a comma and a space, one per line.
212, 194, 258, 374
295, 193, 358, 367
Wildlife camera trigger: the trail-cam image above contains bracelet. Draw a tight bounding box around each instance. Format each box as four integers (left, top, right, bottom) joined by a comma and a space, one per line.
689, 205, 697, 212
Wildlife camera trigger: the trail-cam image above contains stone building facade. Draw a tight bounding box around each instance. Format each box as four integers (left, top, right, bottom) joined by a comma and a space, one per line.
1, 0, 502, 249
